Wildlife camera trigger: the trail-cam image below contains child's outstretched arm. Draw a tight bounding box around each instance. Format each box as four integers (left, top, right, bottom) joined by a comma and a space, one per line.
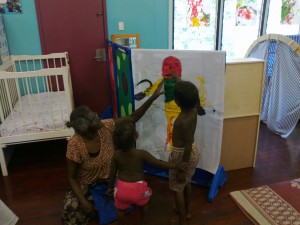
116, 81, 164, 124
107, 155, 117, 196
141, 150, 187, 171
130, 81, 164, 123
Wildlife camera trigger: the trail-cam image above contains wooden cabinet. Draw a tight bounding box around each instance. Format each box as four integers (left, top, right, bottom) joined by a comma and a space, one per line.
220, 58, 265, 171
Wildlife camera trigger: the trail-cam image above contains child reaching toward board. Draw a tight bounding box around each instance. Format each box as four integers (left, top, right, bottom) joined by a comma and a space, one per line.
107, 119, 187, 225
169, 76, 200, 225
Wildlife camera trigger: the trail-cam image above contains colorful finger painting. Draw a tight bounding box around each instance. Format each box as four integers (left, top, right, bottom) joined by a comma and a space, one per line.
235, 0, 258, 26
188, 0, 211, 27
132, 49, 225, 174
281, 0, 300, 25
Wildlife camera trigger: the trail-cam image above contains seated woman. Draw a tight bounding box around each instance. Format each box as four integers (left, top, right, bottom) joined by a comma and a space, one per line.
61, 82, 163, 225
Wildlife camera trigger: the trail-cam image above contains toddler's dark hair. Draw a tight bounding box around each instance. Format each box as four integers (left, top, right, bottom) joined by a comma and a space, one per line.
174, 81, 199, 109
113, 120, 136, 151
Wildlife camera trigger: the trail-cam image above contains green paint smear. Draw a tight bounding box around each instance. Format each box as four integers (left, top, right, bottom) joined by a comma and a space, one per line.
128, 103, 132, 114
117, 56, 121, 69
121, 105, 126, 117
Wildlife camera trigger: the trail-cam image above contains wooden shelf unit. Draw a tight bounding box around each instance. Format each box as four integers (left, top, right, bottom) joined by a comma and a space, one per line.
220, 58, 265, 171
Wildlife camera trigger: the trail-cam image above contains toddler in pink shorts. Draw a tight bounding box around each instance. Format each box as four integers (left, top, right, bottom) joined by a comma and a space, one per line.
114, 180, 152, 210
107, 120, 186, 225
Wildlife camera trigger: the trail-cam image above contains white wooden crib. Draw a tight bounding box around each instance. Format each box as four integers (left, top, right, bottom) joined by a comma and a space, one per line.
0, 53, 74, 176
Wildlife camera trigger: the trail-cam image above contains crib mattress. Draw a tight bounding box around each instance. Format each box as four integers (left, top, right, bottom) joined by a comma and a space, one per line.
0, 92, 70, 137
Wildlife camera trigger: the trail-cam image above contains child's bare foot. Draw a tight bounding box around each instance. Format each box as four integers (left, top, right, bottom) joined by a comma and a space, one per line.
172, 207, 191, 220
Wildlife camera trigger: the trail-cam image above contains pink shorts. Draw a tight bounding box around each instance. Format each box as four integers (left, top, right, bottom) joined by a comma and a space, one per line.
114, 180, 152, 210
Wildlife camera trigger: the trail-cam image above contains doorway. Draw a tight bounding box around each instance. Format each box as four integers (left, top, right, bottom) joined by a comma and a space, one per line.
35, 0, 109, 114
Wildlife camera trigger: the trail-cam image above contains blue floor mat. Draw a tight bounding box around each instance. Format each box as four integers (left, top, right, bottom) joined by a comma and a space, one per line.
90, 184, 133, 224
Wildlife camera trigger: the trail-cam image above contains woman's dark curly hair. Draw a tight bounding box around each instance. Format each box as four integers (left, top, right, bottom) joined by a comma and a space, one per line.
66, 106, 94, 136
174, 81, 199, 109
113, 120, 136, 151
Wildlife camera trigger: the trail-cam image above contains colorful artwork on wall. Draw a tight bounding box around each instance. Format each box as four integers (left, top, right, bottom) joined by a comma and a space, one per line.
281, 0, 300, 25
188, 0, 211, 27
0, 0, 22, 14
132, 49, 225, 174
235, 0, 258, 26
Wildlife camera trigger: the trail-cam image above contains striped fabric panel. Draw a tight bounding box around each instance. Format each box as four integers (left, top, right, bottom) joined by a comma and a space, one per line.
248, 40, 300, 138
248, 40, 270, 123
266, 42, 300, 138
287, 34, 300, 45
267, 41, 276, 77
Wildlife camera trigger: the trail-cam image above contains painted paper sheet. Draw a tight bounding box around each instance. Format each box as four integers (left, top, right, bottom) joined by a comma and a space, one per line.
132, 49, 225, 174
188, 0, 211, 27
281, 0, 300, 25
235, 0, 258, 26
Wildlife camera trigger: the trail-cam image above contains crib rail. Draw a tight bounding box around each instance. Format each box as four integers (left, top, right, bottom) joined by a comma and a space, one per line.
11, 53, 71, 95
0, 67, 73, 137
11, 52, 69, 72
0, 60, 19, 124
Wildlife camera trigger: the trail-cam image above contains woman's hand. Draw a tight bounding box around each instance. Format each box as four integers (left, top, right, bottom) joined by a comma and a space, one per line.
81, 199, 97, 216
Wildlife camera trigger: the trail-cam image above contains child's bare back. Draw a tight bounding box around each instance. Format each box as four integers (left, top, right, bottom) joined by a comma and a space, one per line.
113, 148, 155, 182
112, 148, 177, 183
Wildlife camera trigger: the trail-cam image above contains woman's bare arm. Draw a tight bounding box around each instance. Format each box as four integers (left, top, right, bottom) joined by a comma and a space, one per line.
67, 159, 86, 203
66, 159, 96, 215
